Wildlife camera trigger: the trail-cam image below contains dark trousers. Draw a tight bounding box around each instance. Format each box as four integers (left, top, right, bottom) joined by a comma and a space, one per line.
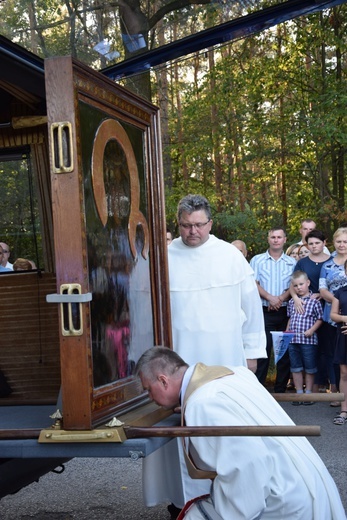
256, 306, 291, 393
315, 322, 340, 389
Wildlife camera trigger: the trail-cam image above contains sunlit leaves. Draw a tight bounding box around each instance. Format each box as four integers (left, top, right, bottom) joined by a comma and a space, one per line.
166, 5, 347, 249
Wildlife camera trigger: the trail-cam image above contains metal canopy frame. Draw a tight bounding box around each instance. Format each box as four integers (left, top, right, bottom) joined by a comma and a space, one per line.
0, 0, 346, 86
102, 0, 347, 80
0, 34, 44, 92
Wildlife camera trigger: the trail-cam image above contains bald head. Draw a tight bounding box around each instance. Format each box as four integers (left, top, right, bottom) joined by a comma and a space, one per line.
135, 347, 188, 410
0, 242, 10, 267
231, 240, 247, 258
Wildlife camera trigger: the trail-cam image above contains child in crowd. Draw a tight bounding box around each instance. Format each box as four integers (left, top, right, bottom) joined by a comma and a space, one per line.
287, 271, 323, 405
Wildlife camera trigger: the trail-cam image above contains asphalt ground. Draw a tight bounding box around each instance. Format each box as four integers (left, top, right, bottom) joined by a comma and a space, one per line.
0, 399, 346, 519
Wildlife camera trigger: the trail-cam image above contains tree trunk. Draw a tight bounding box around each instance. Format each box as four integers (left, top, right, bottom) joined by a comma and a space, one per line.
172, 22, 188, 189
155, 13, 172, 189
208, 48, 223, 208
332, 8, 345, 212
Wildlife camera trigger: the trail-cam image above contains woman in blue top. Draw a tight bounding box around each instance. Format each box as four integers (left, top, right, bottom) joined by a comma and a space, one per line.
330, 266, 347, 425
319, 227, 347, 406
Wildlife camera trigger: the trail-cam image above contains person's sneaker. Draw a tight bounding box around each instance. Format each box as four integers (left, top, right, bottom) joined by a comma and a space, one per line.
303, 401, 315, 406
291, 401, 302, 406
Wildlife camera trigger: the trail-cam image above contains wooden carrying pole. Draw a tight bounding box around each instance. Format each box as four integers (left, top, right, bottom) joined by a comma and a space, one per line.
0, 424, 320, 441
124, 425, 320, 438
274, 393, 344, 402
0, 429, 41, 439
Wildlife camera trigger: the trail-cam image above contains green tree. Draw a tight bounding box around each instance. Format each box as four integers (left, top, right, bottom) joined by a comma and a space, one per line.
165, 5, 347, 247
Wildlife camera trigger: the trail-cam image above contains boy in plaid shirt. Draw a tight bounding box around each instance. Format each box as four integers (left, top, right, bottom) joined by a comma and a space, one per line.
287, 271, 323, 405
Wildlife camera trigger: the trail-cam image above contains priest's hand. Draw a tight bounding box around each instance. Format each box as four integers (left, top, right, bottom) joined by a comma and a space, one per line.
247, 359, 257, 373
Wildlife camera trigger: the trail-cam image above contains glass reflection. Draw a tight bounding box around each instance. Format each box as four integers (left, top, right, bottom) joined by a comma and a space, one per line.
89, 226, 153, 387
80, 102, 154, 388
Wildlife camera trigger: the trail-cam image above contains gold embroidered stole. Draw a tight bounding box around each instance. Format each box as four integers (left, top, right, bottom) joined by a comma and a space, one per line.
182, 363, 234, 480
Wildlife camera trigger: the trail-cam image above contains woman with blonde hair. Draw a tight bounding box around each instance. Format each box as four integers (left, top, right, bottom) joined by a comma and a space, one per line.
298, 243, 310, 259
330, 262, 347, 424
319, 227, 347, 407
286, 243, 300, 261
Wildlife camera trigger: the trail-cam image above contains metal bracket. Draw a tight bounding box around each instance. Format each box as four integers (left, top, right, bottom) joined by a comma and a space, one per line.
129, 450, 145, 461
46, 284, 91, 336
46, 293, 92, 303
39, 427, 127, 443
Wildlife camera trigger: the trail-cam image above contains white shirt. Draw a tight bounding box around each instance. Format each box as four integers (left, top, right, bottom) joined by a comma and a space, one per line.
250, 251, 296, 307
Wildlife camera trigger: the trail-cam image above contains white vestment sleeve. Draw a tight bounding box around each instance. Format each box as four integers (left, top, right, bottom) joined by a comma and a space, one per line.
186, 396, 276, 519
184, 368, 345, 520
239, 273, 267, 360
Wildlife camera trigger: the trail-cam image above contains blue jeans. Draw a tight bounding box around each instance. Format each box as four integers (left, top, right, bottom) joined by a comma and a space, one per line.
289, 343, 317, 374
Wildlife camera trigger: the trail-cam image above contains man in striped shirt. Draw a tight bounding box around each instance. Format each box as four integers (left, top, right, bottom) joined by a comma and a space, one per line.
250, 227, 296, 392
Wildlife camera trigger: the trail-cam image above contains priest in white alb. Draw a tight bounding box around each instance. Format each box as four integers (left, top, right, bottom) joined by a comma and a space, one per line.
137, 347, 346, 520
143, 195, 267, 517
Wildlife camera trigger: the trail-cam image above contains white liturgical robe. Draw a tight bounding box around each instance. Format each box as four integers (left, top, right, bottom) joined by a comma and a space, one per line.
180, 365, 345, 520
143, 235, 268, 508
168, 235, 266, 366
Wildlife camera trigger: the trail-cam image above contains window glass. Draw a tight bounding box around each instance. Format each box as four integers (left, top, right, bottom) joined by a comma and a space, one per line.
0, 148, 44, 269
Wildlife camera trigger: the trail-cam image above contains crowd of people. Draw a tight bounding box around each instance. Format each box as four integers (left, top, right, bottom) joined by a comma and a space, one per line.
165, 204, 347, 418
140, 196, 346, 519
